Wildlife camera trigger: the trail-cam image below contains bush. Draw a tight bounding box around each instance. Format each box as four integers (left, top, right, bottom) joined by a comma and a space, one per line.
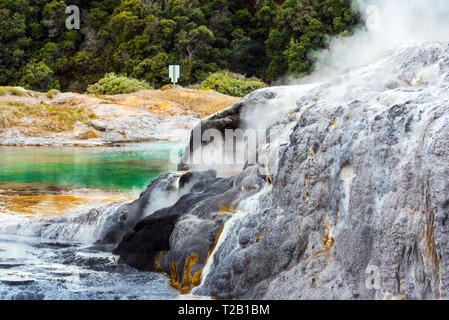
161, 84, 173, 91
20, 61, 60, 92
86, 73, 152, 95
46, 89, 60, 99
0, 86, 29, 97
201, 71, 267, 97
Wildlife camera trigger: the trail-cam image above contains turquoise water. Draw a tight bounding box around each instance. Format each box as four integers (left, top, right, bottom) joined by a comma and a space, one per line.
0, 142, 185, 193
0, 143, 188, 300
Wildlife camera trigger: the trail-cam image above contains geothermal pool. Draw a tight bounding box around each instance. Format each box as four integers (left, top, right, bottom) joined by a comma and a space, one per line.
0, 142, 185, 216
0, 142, 187, 300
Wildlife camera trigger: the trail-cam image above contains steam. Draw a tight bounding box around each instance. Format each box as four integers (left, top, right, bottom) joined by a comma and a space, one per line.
305, 0, 449, 82
144, 187, 180, 217
241, 86, 315, 131
182, 0, 449, 177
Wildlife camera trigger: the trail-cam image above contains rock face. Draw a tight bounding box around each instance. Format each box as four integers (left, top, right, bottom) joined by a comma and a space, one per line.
178, 89, 277, 171
113, 42, 449, 299
0, 91, 200, 146
112, 168, 265, 292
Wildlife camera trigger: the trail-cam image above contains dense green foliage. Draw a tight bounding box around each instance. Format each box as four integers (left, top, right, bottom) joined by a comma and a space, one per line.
0, 0, 359, 92
201, 71, 267, 97
86, 73, 151, 95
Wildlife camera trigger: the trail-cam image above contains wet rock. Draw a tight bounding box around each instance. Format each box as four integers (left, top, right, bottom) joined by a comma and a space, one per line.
97, 173, 183, 245
80, 42, 449, 300
112, 172, 233, 271
11, 292, 44, 300
113, 167, 265, 292
1, 279, 35, 286
178, 90, 277, 171
191, 42, 449, 300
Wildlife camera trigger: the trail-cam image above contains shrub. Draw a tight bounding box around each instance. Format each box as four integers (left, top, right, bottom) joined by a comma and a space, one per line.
46, 89, 60, 99
0, 86, 29, 97
20, 61, 60, 92
161, 84, 173, 91
86, 73, 152, 95
201, 71, 267, 97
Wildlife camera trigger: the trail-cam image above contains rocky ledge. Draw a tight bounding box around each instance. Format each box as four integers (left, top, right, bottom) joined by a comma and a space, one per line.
0, 89, 237, 146
101, 42, 449, 299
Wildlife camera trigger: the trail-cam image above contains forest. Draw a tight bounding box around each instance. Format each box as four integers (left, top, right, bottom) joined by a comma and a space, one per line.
0, 0, 359, 92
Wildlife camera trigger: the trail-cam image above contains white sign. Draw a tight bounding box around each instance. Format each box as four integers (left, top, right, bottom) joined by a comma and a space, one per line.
169, 65, 180, 85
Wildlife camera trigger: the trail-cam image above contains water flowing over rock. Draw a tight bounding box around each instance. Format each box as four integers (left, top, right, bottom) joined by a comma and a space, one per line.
125, 41, 449, 300
14, 41, 449, 300
187, 42, 449, 299
112, 168, 265, 292
0, 202, 127, 244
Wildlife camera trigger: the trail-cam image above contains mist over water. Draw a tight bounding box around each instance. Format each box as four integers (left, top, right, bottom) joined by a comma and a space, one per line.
2, 0, 448, 301
0, 142, 186, 299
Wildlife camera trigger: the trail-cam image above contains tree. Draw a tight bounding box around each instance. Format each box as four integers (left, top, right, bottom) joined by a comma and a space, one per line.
132, 52, 169, 86
182, 26, 215, 62
20, 60, 60, 91
0, 0, 359, 91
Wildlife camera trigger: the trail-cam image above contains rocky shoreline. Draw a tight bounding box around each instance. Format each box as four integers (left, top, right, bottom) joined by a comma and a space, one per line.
0, 129, 189, 147
8, 42, 449, 300
0, 89, 238, 146
100, 42, 449, 299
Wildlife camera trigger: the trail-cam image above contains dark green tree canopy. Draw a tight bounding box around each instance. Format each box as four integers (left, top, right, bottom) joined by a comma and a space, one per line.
0, 0, 359, 92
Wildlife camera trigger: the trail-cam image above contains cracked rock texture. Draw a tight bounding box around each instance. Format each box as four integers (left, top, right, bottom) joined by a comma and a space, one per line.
114, 42, 449, 299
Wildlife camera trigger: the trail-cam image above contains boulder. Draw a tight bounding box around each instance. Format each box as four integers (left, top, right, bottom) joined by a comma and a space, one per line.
77, 130, 99, 140
112, 168, 265, 292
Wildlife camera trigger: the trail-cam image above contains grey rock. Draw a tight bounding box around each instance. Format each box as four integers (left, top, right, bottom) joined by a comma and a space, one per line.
113, 167, 265, 291
191, 42, 449, 300
178, 90, 277, 171
91, 41, 449, 300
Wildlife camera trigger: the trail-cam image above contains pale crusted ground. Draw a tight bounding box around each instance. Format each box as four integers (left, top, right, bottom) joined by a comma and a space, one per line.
106, 88, 239, 118
0, 88, 238, 146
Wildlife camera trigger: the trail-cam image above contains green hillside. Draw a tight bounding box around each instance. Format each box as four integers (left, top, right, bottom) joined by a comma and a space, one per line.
0, 0, 358, 92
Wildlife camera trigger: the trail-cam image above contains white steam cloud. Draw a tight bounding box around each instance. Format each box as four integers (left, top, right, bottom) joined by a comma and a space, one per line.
304, 0, 449, 81
181, 0, 449, 177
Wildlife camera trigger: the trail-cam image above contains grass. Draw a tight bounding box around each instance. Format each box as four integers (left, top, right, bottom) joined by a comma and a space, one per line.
46, 89, 60, 99
0, 101, 97, 132
0, 87, 29, 97
0, 86, 238, 137
132, 88, 239, 118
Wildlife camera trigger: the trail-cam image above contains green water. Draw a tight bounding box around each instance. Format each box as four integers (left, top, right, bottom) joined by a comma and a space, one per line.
0, 142, 185, 193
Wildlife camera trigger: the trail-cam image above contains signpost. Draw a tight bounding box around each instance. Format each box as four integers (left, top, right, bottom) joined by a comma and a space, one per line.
169, 65, 180, 87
